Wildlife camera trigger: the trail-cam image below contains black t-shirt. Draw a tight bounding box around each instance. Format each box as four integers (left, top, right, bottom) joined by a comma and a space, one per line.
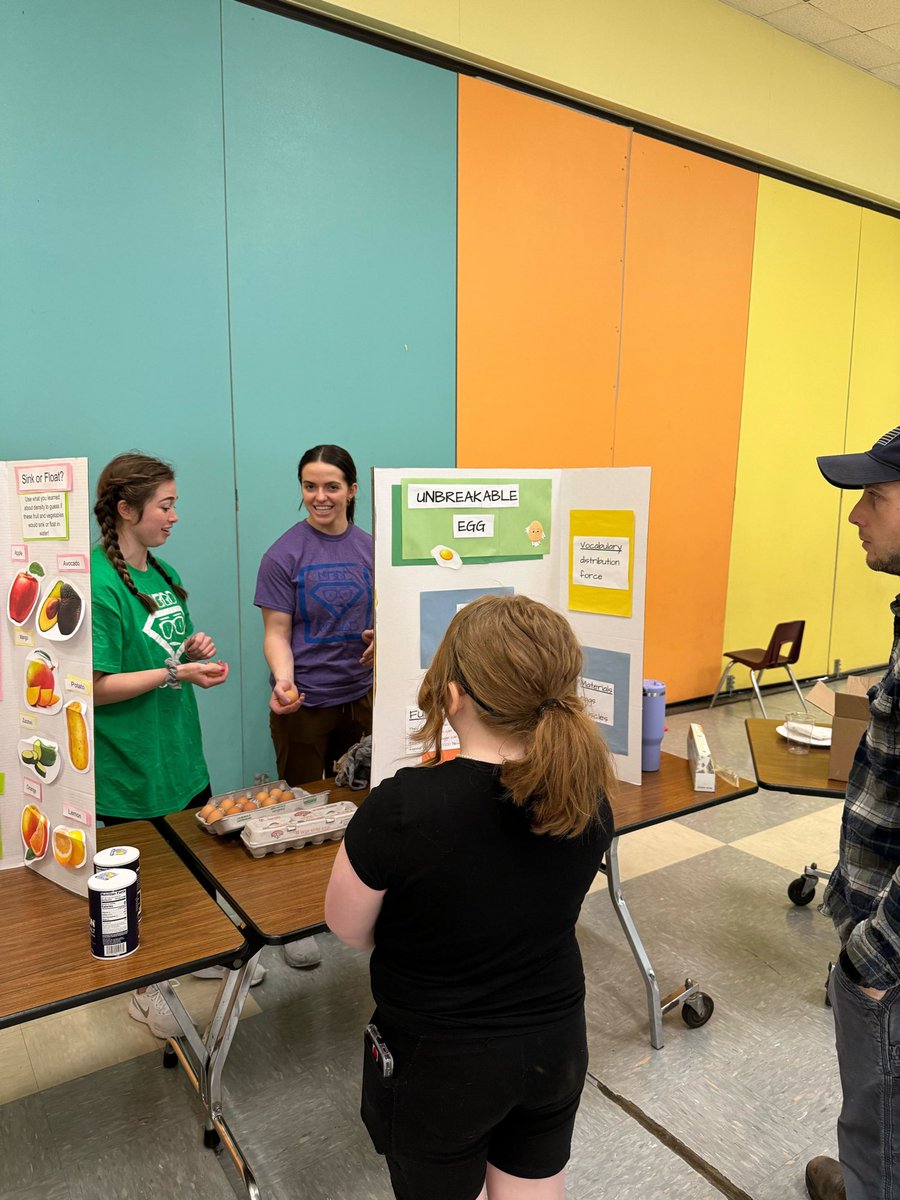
343, 757, 613, 1037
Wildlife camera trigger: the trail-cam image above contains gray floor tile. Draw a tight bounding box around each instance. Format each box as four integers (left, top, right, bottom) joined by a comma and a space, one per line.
63, 1118, 238, 1200
580, 844, 843, 1197
260, 1140, 394, 1200
569, 1083, 724, 1199
40, 1051, 208, 1158
224, 1071, 357, 1191
1, 1179, 73, 1200
676, 787, 836, 842
0, 1094, 64, 1193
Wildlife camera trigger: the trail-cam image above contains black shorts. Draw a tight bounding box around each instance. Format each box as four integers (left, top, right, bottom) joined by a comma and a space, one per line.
361, 1009, 588, 1200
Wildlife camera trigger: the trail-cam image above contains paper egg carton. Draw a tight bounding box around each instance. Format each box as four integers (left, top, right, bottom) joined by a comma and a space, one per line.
240, 801, 357, 858
197, 782, 324, 836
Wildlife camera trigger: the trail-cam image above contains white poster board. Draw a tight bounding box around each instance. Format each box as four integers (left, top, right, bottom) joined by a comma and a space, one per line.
372, 466, 650, 787
1, 458, 95, 896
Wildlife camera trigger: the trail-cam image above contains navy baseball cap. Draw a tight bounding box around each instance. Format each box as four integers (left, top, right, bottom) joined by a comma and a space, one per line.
818, 426, 900, 489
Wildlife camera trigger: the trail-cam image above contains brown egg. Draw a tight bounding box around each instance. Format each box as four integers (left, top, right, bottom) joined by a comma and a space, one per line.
279, 789, 294, 802
218, 799, 236, 813
260, 794, 278, 807
255, 790, 269, 804
206, 807, 226, 823
197, 804, 214, 821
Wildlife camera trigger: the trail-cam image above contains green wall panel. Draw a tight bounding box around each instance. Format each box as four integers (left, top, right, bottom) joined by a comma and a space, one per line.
221, 3, 458, 779
0, 0, 241, 794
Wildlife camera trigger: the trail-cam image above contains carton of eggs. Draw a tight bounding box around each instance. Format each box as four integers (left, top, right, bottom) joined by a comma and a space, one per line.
196, 782, 321, 836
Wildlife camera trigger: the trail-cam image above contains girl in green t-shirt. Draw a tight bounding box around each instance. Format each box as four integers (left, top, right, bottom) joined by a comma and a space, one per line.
91, 452, 264, 1034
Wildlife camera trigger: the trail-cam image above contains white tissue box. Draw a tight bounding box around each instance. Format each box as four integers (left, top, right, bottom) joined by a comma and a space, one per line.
687, 723, 715, 792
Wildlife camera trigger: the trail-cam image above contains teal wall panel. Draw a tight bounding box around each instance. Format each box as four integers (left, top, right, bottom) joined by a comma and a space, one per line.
221, 4, 458, 778
0, 0, 242, 794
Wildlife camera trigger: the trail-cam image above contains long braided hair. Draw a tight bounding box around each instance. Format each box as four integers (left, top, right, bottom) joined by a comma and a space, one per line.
94, 453, 188, 614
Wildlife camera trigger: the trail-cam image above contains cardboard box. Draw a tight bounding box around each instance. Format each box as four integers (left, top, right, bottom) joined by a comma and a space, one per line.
687, 722, 716, 791
806, 678, 870, 782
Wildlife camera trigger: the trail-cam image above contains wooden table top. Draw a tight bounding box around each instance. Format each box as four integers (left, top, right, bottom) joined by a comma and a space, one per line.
162, 779, 356, 944
0, 821, 246, 1029
612, 751, 757, 833
162, 760, 757, 944
745, 718, 846, 798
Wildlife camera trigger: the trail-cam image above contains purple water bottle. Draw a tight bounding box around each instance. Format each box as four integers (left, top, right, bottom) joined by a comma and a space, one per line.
641, 679, 666, 772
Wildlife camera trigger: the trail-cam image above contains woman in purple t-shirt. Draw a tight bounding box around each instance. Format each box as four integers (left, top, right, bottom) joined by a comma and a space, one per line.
254, 444, 373, 967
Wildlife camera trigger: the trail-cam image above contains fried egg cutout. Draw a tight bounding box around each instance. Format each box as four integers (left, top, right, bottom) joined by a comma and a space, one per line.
431, 545, 462, 570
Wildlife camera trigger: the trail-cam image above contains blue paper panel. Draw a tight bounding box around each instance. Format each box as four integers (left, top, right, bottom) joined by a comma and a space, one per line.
419, 587, 515, 668
580, 646, 631, 755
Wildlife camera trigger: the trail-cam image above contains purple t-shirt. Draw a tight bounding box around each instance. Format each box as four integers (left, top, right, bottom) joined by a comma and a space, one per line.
254, 520, 373, 708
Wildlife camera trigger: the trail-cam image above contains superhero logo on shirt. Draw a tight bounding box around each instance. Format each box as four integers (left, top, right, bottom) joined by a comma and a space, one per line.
142, 596, 187, 656
297, 563, 372, 644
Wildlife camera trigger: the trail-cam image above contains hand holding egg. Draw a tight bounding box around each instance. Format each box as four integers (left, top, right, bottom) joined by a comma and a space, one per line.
270, 679, 304, 714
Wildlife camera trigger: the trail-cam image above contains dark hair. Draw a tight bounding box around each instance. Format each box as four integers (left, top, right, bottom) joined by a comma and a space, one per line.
297, 445, 358, 524
94, 452, 187, 614
415, 594, 615, 838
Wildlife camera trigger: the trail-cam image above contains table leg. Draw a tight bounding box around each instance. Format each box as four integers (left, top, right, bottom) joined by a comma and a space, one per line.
157, 957, 262, 1199
602, 839, 712, 1049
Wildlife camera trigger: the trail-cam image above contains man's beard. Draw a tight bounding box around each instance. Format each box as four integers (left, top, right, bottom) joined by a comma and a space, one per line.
869, 552, 900, 575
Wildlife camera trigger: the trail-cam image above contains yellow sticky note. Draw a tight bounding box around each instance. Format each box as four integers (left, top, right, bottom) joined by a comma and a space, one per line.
569, 510, 634, 616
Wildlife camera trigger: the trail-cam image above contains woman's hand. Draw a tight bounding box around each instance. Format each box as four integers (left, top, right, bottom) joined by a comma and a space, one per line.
179, 660, 230, 689
184, 631, 216, 661
360, 628, 374, 666
270, 679, 304, 715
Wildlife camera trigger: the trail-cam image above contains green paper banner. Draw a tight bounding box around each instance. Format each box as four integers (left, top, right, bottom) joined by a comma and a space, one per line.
401, 478, 552, 563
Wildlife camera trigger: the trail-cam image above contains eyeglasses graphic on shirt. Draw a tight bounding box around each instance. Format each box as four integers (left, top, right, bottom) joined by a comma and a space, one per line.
159, 615, 186, 640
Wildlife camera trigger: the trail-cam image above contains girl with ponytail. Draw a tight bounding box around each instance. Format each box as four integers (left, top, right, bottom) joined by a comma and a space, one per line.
92, 454, 256, 1035
326, 594, 615, 1200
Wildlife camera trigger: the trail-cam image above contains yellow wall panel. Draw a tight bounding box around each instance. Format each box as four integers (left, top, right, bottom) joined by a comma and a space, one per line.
723, 178, 860, 689
308, 0, 900, 207
830, 210, 900, 672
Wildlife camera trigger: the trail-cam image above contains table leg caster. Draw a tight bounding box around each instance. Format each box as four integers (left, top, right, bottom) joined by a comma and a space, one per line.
203, 1125, 221, 1149
788, 876, 817, 905
163, 1045, 178, 1069
681, 991, 715, 1028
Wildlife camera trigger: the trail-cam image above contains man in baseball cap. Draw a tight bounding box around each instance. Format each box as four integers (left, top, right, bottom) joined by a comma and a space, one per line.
807, 425, 900, 1200
818, 424, 900, 488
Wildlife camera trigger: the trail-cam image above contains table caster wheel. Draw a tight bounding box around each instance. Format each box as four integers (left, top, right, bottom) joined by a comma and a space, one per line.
788, 877, 816, 905
163, 1046, 178, 1069
203, 1126, 221, 1149
682, 992, 714, 1028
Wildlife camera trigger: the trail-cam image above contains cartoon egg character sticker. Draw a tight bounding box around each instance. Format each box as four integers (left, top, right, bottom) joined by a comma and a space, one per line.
525, 520, 545, 548
431, 545, 462, 570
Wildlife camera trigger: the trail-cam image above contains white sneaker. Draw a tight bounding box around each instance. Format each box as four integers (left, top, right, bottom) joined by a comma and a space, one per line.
128, 982, 181, 1039
283, 935, 321, 969
191, 961, 267, 986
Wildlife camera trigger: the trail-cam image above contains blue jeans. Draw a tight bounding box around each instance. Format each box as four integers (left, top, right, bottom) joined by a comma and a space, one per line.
830, 960, 900, 1199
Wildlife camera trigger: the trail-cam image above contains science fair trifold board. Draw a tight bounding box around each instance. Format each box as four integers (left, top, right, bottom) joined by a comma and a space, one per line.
372, 467, 651, 788
0, 458, 96, 896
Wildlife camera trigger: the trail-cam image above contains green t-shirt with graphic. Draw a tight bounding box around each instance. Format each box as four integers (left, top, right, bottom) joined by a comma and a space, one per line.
91, 546, 209, 819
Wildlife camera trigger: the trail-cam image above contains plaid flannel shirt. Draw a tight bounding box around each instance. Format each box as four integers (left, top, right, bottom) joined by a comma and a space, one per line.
824, 596, 900, 989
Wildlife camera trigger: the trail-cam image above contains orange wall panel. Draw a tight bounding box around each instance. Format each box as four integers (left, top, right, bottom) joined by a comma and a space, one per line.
457, 76, 629, 467
614, 135, 758, 702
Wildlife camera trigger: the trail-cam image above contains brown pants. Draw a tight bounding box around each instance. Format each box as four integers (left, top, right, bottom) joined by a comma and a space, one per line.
269, 691, 373, 786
